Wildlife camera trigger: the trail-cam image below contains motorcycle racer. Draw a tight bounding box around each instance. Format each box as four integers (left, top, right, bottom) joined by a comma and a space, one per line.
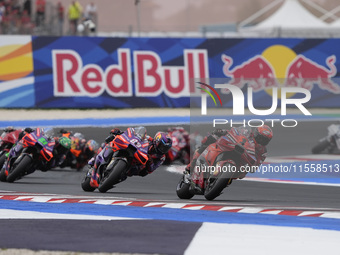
2, 128, 71, 173
50, 136, 72, 170
139, 130, 173, 176
185, 125, 273, 188
59, 129, 99, 170
28, 128, 72, 170
165, 127, 190, 165
0, 126, 24, 149
88, 127, 172, 188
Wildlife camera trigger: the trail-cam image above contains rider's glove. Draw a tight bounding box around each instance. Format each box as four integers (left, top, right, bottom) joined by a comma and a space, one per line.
105, 134, 115, 143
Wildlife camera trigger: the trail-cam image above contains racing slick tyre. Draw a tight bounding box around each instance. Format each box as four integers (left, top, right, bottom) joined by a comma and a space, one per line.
0, 153, 6, 169
176, 176, 194, 199
81, 167, 96, 192
311, 139, 330, 154
98, 159, 127, 193
0, 153, 7, 182
6, 155, 32, 183
204, 163, 233, 201
0, 167, 7, 182
81, 176, 96, 192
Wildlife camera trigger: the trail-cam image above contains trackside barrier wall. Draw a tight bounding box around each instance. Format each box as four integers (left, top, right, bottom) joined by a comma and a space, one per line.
1, 35, 340, 108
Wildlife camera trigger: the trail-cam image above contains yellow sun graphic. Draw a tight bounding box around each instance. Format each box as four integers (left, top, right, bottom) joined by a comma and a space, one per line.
262, 45, 297, 98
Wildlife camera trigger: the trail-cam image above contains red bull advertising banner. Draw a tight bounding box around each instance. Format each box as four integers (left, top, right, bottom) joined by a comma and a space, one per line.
1, 36, 340, 108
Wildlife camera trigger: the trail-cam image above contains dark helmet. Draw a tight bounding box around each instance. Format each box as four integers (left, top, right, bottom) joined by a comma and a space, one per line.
153, 132, 172, 154
254, 125, 273, 146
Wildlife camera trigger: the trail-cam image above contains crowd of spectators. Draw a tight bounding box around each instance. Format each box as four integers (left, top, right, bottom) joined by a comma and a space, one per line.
0, 0, 34, 34
0, 0, 97, 36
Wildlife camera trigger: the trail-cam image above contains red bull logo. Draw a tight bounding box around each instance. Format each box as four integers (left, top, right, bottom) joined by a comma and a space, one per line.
221, 45, 340, 94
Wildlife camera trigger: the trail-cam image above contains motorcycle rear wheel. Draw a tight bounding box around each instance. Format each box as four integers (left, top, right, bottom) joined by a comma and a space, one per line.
311, 139, 330, 154
176, 176, 194, 199
98, 159, 127, 193
6, 155, 32, 183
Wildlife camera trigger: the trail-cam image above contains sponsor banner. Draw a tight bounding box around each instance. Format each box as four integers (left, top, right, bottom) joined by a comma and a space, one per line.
0, 35, 35, 107
1, 36, 340, 108
32, 36, 207, 108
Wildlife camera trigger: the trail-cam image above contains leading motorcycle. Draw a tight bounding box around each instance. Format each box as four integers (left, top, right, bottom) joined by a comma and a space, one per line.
81, 127, 149, 193
176, 126, 256, 201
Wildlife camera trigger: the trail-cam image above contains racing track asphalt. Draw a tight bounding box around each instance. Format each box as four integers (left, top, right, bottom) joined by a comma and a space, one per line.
0, 121, 339, 209
1, 121, 340, 254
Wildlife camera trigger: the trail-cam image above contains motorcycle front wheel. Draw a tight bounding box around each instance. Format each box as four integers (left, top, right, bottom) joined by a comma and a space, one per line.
6, 155, 32, 183
176, 175, 194, 199
98, 159, 127, 193
81, 167, 96, 192
0, 152, 7, 169
311, 138, 330, 154
204, 164, 233, 201
0, 153, 7, 182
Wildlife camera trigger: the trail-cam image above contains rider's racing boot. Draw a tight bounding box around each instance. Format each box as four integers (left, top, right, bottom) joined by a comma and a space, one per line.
189, 166, 204, 195
184, 150, 200, 173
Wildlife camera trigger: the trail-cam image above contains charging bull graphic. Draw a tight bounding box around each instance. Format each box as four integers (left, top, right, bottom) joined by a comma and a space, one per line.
285, 55, 340, 93
222, 47, 340, 94
222, 54, 277, 92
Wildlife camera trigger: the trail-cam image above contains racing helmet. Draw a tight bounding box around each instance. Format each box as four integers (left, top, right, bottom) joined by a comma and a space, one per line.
253, 125, 273, 146
153, 132, 172, 154
85, 139, 99, 154
4, 126, 15, 133
73, 132, 85, 140
56, 136, 72, 155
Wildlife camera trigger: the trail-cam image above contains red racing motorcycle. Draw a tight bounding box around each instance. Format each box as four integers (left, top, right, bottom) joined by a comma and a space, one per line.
165, 127, 190, 165
176, 127, 257, 200
0, 129, 22, 170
